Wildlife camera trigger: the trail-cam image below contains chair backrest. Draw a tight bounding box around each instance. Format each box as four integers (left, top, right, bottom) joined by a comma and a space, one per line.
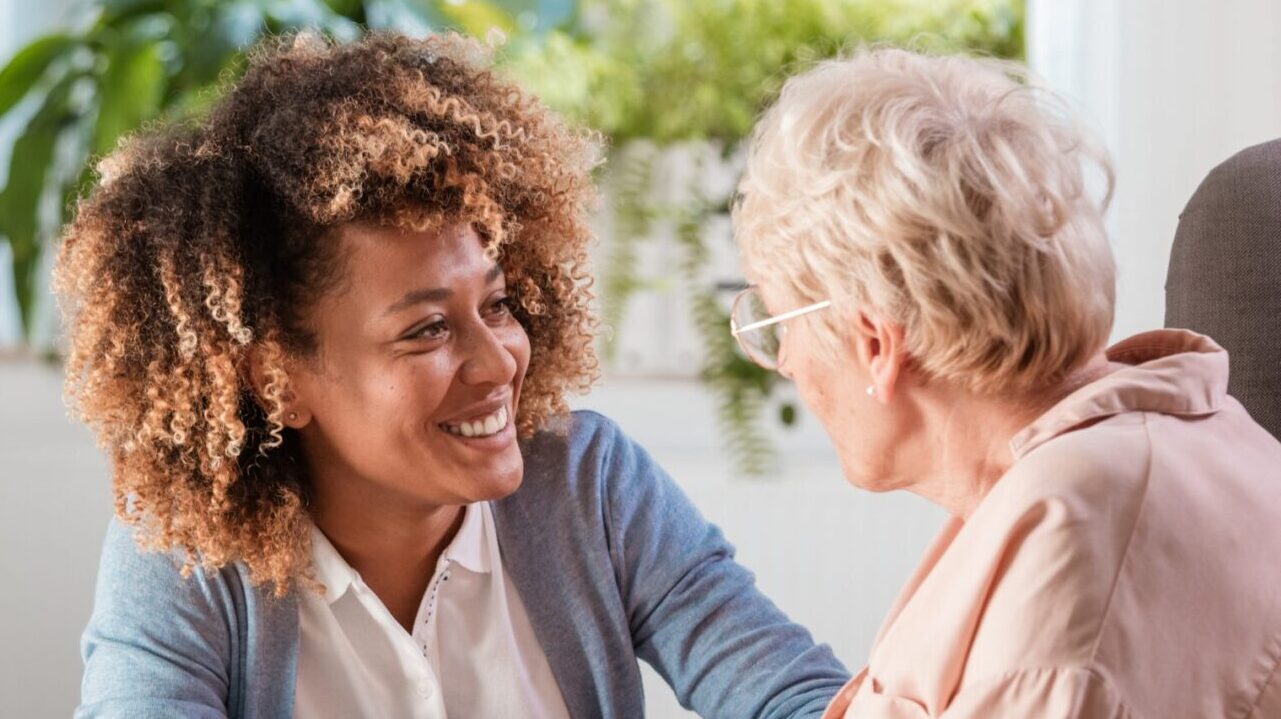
1166, 138, 1281, 439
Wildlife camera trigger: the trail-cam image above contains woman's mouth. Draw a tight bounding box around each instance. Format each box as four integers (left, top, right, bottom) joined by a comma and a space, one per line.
440, 405, 510, 439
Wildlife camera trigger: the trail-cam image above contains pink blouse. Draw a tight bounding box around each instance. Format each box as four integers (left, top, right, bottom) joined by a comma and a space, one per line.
824, 330, 1281, 719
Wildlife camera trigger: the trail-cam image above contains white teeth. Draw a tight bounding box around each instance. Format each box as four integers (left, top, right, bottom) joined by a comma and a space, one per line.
443, 406, 509, 438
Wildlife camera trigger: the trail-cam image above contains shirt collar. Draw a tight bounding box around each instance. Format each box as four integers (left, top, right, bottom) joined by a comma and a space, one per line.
308, 523, 358, 604
441, 501, 491, 575
307, 502, 492, 605
1009, 329, 1228, 459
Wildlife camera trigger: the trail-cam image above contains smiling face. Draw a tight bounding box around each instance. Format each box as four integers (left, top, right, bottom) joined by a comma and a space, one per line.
286, 221, 531, 512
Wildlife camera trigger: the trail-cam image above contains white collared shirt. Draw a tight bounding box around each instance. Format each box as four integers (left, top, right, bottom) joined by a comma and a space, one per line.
294, 502, 570, 719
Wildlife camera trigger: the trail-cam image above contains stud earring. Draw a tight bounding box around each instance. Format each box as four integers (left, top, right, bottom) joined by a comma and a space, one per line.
288, 412, 299, 422
865, 385, 876, 397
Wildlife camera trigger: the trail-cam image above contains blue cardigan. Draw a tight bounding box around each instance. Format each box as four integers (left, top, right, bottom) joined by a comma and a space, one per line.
77, 411, 849, 718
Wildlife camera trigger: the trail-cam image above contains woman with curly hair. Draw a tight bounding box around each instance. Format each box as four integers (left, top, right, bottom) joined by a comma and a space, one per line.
60, 31, 848, 718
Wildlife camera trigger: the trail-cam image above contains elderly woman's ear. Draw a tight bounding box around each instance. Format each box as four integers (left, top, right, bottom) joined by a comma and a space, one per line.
848, 312, 906, 405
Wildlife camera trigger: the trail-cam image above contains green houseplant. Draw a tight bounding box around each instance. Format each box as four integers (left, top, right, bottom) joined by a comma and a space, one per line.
0, 0, 1022, 471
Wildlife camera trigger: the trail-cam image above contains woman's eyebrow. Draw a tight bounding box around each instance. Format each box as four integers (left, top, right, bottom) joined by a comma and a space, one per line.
383, 264, 503, 316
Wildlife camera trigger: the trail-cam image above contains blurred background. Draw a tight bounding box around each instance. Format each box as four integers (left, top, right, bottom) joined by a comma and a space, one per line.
1, 1, 1279, 717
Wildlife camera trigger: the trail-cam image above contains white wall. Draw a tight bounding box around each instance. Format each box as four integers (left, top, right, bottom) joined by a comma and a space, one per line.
0, 361, 112, 718
1028, 0, 1281, 340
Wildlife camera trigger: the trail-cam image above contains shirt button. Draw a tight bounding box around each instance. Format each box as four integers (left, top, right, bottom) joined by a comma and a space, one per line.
416, 680, 432, 698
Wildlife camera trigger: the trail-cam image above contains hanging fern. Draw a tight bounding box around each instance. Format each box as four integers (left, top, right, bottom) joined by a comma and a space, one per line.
691, 290, 778, 476
598, 143, 658, 362
672, 191, 778, 475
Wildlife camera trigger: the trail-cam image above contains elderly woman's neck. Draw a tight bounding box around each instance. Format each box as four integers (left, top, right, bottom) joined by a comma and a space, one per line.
902, 352, 1113, 520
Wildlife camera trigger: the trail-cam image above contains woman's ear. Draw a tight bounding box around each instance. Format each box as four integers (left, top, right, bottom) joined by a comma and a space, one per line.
850, 312, 906, 405
242, 345, 311, 428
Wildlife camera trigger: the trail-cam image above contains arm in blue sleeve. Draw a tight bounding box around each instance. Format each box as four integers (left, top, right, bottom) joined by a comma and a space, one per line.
75, 518, 232, 719
598, 416, 851, 719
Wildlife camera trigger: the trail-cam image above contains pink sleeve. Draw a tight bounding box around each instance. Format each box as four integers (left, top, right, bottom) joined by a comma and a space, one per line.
942, 667, 1133, 718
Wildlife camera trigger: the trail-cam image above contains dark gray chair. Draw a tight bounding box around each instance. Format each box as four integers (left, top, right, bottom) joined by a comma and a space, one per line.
1166, 138, 1281, 439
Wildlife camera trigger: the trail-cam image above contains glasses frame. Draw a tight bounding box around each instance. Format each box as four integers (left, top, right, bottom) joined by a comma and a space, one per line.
729, 286, 831, 369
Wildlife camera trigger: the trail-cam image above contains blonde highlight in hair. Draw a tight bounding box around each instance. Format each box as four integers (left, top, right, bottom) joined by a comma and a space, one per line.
735, 47, 1116, 395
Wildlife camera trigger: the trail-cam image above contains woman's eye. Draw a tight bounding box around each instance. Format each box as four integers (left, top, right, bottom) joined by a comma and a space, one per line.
407, 320, 448, 341
487, 296, 514, 319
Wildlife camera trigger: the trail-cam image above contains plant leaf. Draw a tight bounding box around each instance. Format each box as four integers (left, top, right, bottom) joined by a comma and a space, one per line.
324, 0, 365, 17
99, 0, 168, 25
181, 2, 264, 90
92, 38, 166, 155
0, 34, 77, 120
0, 72, 78, 335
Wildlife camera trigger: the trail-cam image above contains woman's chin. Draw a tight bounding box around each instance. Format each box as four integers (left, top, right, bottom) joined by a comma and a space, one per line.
841, 467, 900, 494
475, 466, 524, 501
463, 450, 525, 501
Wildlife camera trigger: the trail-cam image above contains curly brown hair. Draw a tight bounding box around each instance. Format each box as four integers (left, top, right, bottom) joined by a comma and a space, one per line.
54, 30, 601, 594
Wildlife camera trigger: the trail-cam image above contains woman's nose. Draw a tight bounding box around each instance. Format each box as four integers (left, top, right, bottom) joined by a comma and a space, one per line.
459, 324, 518, 386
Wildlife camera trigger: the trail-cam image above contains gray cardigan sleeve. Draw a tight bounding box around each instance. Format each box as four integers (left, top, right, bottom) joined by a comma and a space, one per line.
596, 414, 851, 718
76, 519, 234, 719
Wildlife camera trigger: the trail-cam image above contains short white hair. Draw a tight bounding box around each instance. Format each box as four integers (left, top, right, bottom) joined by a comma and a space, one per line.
734, 47, 1116, 395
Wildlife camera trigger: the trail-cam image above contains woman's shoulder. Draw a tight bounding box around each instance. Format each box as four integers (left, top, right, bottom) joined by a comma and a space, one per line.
503, 408, 677, 534
93, 516, 291, 627
520, 409, 626, 457
517, 409, 639, 493
82, 518, 298, 716
928, 420, 1152, 659
997, 414, 1154, 519
96, 518, 240, 613
98, 517, 218, 591
983, 415, 1154, 565
955, 401, 1281, 713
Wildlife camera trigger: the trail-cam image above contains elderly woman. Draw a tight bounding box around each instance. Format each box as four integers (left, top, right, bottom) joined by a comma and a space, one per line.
60, 32, 849, 718
731, 48, 1281, 718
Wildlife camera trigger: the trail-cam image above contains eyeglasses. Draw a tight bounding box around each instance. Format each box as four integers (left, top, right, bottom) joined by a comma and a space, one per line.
729, 286, 831, 370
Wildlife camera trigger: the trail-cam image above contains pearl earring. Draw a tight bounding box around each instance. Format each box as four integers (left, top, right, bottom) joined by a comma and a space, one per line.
865, 385, 876, 397
288, 412, 299, 422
